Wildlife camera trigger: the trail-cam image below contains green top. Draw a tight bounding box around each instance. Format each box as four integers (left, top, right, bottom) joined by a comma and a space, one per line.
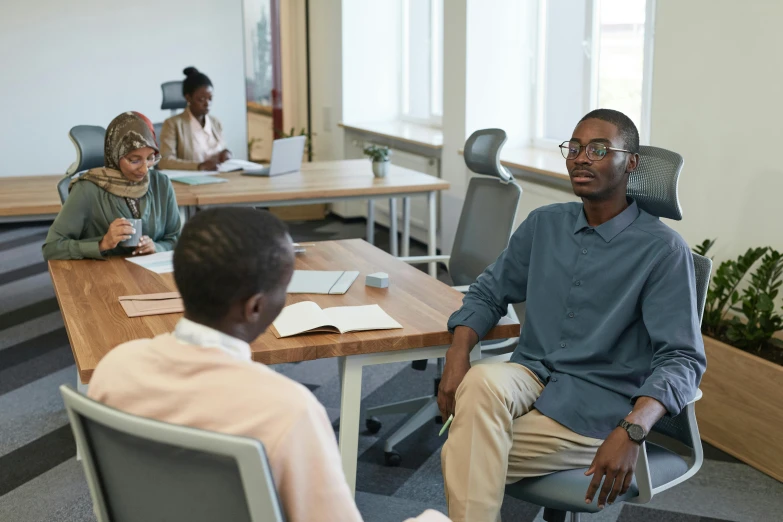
42, 170, 181, 260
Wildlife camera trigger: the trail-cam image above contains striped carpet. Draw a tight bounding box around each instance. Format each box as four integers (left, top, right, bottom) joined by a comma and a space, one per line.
1, 217, 782, 522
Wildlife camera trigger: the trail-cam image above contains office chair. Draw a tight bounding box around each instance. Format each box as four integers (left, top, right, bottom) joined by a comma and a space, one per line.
60, 125, 106, 204
153, 121, 163, 148
60, 385, 285, 522
364, 129, 523, 466
161, 80, 187, 115
503, 146, 711, 522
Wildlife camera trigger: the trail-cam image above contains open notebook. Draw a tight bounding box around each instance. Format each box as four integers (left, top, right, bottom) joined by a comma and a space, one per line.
271, 302, 402, 338
218, 159, 268, 174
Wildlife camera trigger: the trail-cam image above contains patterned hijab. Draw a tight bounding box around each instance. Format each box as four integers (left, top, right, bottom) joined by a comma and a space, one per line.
72, 112, 160, 199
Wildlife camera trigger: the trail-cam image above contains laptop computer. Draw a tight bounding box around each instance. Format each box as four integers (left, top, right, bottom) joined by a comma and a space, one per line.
241, 135, 306, 177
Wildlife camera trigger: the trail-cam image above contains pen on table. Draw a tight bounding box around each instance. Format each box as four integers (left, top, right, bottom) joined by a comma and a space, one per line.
439, 414, 454, 436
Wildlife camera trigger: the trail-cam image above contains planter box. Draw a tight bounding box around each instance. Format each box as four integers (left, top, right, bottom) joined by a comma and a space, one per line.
698, 335, 783, 482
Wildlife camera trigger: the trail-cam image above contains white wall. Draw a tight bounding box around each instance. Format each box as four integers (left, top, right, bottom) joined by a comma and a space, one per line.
1, 0, 247, 177
650, 0, 783, 261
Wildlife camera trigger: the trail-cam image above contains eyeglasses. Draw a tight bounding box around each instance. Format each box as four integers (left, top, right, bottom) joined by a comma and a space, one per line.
559, 140, 633, 161
122, 156, 160, 169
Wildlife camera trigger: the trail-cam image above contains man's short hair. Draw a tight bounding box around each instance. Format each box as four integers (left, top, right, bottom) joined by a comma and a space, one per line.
579, 109, 640, 154
173, 207, 293, 321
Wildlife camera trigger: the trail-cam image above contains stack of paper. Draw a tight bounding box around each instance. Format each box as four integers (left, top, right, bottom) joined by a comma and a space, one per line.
271, 302, 402, 338
218, 159, 269, 174
126, 251, 174, 274
170, 176, 228, 186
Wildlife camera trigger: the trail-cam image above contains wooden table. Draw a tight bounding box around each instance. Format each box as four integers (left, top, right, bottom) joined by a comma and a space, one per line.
3, 160, 448, 274
49, 239, 519, 493
190, 160, 449, 274
0, 174, 197, 223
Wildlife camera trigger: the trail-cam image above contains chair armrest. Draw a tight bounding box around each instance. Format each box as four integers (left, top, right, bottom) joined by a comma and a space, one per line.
633, 398, 704, 504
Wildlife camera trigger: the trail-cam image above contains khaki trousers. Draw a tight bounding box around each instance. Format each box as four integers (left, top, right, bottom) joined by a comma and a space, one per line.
441, 362, 604, 522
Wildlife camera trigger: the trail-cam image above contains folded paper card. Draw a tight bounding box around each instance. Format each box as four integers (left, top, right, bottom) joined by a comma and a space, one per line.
271, 302, 402, 338
286, 270, 359, 294
119, 292, 184, 318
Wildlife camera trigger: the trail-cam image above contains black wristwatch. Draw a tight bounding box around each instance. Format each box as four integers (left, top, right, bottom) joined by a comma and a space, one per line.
617, 419, 646, 444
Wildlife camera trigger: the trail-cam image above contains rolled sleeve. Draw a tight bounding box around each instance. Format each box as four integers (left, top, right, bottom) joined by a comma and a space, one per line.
633, 246, 706, 416
446, 214, 535, 339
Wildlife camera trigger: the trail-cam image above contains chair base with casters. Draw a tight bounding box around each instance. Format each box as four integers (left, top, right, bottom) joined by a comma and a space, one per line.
504, 390, 703, 521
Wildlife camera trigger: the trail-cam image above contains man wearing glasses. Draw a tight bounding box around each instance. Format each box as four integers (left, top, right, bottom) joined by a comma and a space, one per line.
438, 109, 705, 521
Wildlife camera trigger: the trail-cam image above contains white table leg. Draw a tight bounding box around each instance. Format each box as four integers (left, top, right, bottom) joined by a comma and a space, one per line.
428, 191, 437, 277
389, 198, 398, 256
338, 356, 363, 496
367, 200, 375, 245
402, 197, 411, 257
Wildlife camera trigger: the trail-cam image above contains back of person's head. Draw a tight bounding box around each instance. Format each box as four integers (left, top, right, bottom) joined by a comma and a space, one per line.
182, 66, 213, 97
173, 208, 294, 334
579, 108, 640, 154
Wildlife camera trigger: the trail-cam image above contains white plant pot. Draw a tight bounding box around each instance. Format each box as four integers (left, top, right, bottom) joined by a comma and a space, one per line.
372, 159, 390, 178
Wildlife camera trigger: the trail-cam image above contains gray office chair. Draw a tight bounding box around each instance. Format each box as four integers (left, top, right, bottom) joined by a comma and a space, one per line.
60, 125, 106, 203
60, 385, 285, 522
161, 80, 187, 115
364, 128, 523, 466
503, 146, 711, 522
153, 122, 163, 148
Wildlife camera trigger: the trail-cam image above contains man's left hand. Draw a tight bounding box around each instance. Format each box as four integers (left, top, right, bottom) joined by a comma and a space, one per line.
584, 427, 639, 509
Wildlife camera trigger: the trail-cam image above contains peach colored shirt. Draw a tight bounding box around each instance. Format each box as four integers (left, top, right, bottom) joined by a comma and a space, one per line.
88, 319, 448, 522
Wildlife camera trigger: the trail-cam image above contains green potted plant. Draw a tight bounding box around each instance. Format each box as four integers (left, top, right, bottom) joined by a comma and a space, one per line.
691, 240, 783, 481
363, 145, 391, 178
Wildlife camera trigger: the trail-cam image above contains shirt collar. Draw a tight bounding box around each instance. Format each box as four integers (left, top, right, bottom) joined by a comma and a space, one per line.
187, 107, 212, 134
173, 318, 251, 361
573, 199, 640, 243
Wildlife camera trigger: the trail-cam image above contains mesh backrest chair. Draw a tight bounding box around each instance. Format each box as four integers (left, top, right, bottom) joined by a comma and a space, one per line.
60, 385, 285, 522
161, 81, 187, 114
363, 129, 523, 466
61, 125, 106, 203
153, 122, 163, 148
503, 146, 711, 522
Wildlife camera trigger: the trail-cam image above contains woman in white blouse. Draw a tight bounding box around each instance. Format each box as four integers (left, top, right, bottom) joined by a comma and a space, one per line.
158, 67, 232, 171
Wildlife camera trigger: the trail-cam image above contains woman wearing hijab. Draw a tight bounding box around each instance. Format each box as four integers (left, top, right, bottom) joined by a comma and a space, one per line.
43, 112, 181, 260
158, 67, 232, 171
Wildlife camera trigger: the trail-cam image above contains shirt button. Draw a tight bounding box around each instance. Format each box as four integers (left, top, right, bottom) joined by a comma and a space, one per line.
575, 280, 582, 286
582, 249, 588, 255
586, 229, 594, 234
560, 342, 566, 348
568, 312, 575, 318
551, 377, 558, 382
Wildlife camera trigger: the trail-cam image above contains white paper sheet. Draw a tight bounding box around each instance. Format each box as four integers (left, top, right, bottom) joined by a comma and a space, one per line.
125, 250, 174, 274
160, 169, 218, 179
218, 159, 268, 173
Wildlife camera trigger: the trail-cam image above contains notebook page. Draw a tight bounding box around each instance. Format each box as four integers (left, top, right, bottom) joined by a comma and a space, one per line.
324, 305, 402, 334
272, 301, 333, 338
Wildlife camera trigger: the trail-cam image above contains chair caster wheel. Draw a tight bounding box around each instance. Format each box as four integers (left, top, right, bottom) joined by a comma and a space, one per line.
384, 451, 402, 467
365, 417, 382, 434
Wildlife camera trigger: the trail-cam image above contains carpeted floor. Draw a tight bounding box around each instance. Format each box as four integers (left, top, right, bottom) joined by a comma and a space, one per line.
1, 215, 782, 522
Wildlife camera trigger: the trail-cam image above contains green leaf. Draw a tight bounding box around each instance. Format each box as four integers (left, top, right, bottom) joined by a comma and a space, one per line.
758, 294, 774, 312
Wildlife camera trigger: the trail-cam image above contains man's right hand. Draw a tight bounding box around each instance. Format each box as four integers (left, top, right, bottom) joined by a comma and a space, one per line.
437, 326, 479, 419
99, 218, 134, 252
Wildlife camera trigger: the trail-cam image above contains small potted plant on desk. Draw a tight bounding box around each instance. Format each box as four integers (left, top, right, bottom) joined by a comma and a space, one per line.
363, 145, 391, 178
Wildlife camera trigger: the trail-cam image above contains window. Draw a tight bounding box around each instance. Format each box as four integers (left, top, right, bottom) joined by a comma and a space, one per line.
401, 0, 444, 126
534, 0, 653, 145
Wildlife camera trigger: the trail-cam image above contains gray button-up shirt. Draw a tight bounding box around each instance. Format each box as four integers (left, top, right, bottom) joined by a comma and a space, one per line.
448, 200, 706, 439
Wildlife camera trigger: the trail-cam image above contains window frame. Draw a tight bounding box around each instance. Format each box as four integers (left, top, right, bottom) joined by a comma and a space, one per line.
532, 0, 655, 148
399, 0, 443, 128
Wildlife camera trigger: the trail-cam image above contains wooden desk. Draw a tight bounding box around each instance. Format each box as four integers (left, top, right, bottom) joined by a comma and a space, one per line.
191, 159, 450, 274
49, 239, 519, 493
0, 174, 198, 222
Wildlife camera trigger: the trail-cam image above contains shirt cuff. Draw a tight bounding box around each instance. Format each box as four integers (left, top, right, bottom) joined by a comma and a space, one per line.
79, 241, 104, 260
447, 307, 497, 339
631, 377, 685, 417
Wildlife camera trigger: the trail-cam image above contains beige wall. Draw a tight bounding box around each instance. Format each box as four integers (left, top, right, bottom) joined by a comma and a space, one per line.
650, 0, 783, 262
